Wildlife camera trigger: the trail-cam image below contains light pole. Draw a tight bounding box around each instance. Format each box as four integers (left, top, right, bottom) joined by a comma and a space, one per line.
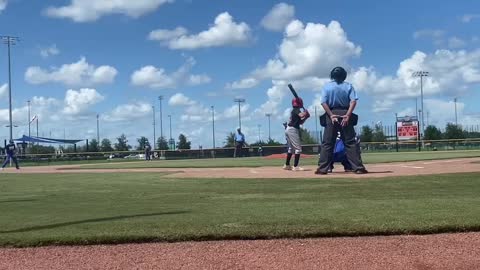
1, 36, 19, 142
412, 71, 429, 144
265, 113, 271, 141
36, 116, 39, 138
152, 106, 156, 148
158, 96, 163, 139
314, 107, 319, 143
415, 98, 418, 119
257, 124, 261, 142
454, 97, 458, 126
168, 115, 172, 140
211, 106, 215, 149
27, 100, 31, 137
96, 114, 100, 142
233, 98, 246, 130
168, 114, 173, 149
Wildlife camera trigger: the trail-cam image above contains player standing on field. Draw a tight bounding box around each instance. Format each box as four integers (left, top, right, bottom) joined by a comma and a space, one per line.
315, 66, 367, 175
283, 96, 310, 171
1, 140, 20, 171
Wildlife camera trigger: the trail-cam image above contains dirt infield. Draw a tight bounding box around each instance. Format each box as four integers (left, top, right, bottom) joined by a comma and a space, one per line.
4, 157, 480, 179
1, 233, 479, 270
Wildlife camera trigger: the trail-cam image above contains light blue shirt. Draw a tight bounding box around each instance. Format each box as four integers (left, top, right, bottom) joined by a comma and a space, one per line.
321, 81, 358, 108
235, 133, 245, 142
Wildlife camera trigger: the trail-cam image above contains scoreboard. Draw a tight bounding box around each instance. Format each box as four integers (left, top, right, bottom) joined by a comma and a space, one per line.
396, 116, 419, 140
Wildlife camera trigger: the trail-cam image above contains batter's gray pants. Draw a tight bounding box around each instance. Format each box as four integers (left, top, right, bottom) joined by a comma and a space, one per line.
285, 126, 302, 154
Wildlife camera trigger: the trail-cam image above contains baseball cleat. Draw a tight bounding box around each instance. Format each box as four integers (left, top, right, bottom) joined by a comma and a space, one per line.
283, 165, 292, 170
354, 168, 368, 174
314, 168, 327, 175
292, 166, 305, 171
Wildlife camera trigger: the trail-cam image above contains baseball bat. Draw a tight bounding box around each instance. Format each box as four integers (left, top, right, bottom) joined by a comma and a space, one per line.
288, 84, 299, 98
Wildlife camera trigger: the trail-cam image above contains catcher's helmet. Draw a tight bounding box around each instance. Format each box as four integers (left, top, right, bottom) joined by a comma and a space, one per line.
330, 66, 347, 83
292, 97, 303, 108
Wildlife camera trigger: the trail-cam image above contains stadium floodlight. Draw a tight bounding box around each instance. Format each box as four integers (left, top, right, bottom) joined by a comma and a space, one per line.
233, 98, 246, 130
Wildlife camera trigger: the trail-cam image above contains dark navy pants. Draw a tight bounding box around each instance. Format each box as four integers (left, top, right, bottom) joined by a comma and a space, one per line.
2, 154, 19, 169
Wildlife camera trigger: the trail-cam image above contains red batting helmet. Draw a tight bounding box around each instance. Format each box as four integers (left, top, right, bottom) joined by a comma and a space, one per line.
292, 97, 303, 108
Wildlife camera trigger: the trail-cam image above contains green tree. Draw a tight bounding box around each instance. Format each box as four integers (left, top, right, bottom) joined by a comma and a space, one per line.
444, 123, 465, 140
114, 134, 131, 151
136, 136, 150, 151
250, 140, 266, 147
177, 134, 191, 150
464, 131, 480, 139
30, 145, 56, 154
265, 138, 283, 146
372, 124, 386, 142
157, 136, 169, 150
424, 125, 443, 141
360, 125, 374, 142
300, 128, 317, 145
89, 139, 100, 152
62, 145, 76, 153
224, 132, 235, 147
100, 139, 114, 152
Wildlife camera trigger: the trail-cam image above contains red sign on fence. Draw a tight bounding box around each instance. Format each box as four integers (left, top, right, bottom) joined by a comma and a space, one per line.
397, 120, 419, 140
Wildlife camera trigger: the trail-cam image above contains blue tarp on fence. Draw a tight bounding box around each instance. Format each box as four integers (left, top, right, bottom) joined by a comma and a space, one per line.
14, 135, 83, 144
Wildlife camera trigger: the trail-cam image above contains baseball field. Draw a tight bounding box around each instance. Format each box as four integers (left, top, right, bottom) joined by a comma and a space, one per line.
1, 151, 480, 269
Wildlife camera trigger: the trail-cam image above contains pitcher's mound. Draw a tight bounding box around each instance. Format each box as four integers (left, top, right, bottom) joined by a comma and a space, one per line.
264, 153, 317, 159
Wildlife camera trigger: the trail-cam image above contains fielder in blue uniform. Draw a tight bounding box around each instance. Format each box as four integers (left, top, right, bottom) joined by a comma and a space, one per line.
2, 140, 20, 170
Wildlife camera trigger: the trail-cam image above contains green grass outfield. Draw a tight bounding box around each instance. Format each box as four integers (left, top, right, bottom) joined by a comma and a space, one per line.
73, 150, 480, 169
1, 172, 479, 247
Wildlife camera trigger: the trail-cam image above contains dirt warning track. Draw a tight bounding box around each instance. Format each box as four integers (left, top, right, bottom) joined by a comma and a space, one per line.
3, 157, 480, 178
1, 233, 479, 270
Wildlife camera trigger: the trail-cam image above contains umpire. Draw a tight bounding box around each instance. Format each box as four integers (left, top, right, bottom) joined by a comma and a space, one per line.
315, 67, 368, 175
234, 128, 246, 158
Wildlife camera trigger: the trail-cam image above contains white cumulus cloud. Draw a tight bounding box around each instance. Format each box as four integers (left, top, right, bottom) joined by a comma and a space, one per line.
168, 93, 196, 106
226, 77, 259, 90
25, 57, 117, 86
461, 14, 480, 23
44, 0, 174, 22
0, 83, 7, 99
0, 0, 7, 13
261, 3, 295, 32
148, 12, 252, 50
423, 99, 464, 126
223, 103, 250, 120
40, 44, 60, 58
351, 49, 480, 112
448, 37, 466, 49
63, 88, 104, 115
230, 20, 361, 88
103, 102, 152, 122
131, 57, 210, 89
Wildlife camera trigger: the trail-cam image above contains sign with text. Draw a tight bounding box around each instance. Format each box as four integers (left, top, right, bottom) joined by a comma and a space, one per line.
397, 116, 419, 140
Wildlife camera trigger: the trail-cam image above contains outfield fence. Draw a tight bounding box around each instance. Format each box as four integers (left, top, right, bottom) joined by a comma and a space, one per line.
5, 137, 480, 166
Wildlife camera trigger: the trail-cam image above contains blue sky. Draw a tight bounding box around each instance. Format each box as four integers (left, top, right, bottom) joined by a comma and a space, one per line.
1, 0, 480, 148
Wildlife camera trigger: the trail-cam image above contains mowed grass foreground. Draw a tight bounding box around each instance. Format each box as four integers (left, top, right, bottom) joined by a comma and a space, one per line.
1, 173, 480, 247
75, 150, 480, 169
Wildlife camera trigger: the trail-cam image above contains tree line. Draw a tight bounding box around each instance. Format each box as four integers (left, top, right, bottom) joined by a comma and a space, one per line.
359, 123, 480, 142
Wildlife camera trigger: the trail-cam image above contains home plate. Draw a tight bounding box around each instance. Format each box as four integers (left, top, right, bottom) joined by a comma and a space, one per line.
401, 165, 424, 169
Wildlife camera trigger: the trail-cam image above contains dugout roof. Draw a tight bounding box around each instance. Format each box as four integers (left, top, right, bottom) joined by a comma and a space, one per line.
14, 135, 83, 144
